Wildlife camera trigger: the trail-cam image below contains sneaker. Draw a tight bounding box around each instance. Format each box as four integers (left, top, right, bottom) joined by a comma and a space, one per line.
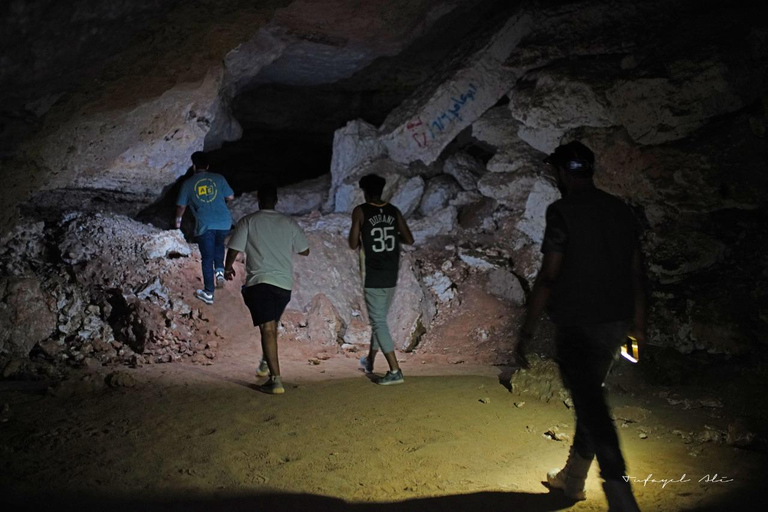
260, 376, 285, 395
194, 289, 214, 305
256, 358, 270, 377
215, 270, 225, 288
359, 356, 373, 374
377, 369, 404, 386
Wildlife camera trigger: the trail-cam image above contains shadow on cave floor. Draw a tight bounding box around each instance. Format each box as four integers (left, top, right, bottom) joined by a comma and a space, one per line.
2, 490, 574, 512
4, 485, 768, 512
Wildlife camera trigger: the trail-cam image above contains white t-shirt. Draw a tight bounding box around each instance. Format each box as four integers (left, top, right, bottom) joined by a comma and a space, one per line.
227, 210, 309, 290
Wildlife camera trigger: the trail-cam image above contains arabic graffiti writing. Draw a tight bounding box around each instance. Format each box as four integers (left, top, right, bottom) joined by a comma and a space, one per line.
406, 83, 479, 149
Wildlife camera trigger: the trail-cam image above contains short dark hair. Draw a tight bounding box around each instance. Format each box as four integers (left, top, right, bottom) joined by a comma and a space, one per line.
544, 141, 595, 178
191, 151, 209, 169
359, 174, 386, 198
257, 183, 278, 204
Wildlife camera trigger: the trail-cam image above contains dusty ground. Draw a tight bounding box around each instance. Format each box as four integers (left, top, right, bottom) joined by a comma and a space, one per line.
1, 264, 766, 512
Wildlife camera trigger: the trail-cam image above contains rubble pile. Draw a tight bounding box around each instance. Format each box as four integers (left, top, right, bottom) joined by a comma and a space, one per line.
0, 212, 219, 373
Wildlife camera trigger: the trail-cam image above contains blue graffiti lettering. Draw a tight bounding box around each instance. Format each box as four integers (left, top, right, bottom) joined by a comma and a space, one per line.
427, 83, 479, 137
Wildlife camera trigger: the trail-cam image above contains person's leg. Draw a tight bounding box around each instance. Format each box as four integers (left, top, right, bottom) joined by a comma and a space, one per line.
550, 325, 596, 500
196, 230, 215, 295
213, 229, 228, 273
556, 323, 638, 509
578, 322, 630, 482
258, 320, 284, 394
259, 320, 280, 377
364, 287, 399, 372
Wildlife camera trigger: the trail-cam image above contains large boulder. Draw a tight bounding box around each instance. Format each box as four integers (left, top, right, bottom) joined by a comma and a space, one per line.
333, 158, 409, 213
410, 206, 458, 245
443, 152, 486, 191
25, 69, 240, 202
509, 55, 752, 152
419, 175, 461, 216
477, 171, 553, 211
291, 213, 433, 350
230, 174, 330, 222
326, 120, 386, 211
381, 11, 534, 165
515, 177, 560, 244
390, 176, 426, 218
509, 67, 614, 153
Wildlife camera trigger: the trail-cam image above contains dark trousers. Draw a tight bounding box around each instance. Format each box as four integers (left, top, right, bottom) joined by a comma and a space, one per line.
196, 229, 229, 294
555, 321, 628, 481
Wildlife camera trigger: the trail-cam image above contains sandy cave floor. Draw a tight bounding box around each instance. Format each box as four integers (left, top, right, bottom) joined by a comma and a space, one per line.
1, 267, 767, 512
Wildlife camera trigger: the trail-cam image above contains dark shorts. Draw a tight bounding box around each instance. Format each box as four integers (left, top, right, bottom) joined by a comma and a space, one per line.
241, 283, 292, 326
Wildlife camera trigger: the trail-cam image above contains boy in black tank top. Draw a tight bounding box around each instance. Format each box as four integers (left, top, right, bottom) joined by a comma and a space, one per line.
348, 174, 414, 385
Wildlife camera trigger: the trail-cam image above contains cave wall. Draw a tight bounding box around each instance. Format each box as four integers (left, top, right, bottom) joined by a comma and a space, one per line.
0, 0, 474, 233
1, 0, 767, 358
321, 0, 768, 355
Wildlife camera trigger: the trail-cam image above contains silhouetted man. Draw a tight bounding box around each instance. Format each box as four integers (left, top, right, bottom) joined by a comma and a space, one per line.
176, 151, 234, 305
519, 141, 646, 511
348, 174, 414, 385
224, 184, 309, 395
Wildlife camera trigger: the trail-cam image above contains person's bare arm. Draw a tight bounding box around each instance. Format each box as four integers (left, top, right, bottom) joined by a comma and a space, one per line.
395, 208, 414, 245
224, 248, 240, 280
348, 206, 363, 250
174, 205, 186, 229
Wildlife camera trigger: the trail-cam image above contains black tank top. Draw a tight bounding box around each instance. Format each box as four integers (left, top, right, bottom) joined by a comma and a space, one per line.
360, 202, 400, 288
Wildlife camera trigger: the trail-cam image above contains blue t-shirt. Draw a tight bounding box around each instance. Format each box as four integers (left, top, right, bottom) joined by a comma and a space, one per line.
177, 171, 234, 236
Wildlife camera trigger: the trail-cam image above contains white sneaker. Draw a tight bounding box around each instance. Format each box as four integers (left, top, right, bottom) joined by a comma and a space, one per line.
256, 358, 270, 377
215, 270, 225, 288
195, 289, 214, 305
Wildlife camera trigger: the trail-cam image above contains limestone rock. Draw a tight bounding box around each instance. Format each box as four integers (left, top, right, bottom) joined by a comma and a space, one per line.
423, 271, 455, 303
0, 221, 47, 276
419, 175, 461, 216
410, 206, 458, 245
327, 120, 386, 211
645, 229, 725, 284
389, 253, 429, 351
142, 230, 191, 260
28, 69, 238, 202
486, 268, 525, 305
516, 177, 560, 243
477, 172, 552, 211
342, 318, 372, 346
230, 174, 330, 222
333, 158, 408, 213
0, 277, 56, 357
509, 68, 615, 153
277, 174, 330, 216
390, 176, 425, 218
605, 57, 747, 145
457, 197, 498, 230
291, 214, 433, 349
511, 358, 569, 403
443, 152, 485, 191
471, 105, 520, 148
306, 293, 344, 346
381, 11, 533, 165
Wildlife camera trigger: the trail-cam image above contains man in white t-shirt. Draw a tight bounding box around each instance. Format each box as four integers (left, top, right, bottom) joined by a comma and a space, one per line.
224, 184, 309, 394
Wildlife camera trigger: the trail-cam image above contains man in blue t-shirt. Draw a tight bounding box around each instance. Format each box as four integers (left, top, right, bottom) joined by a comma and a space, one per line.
175, 151, 235, 305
